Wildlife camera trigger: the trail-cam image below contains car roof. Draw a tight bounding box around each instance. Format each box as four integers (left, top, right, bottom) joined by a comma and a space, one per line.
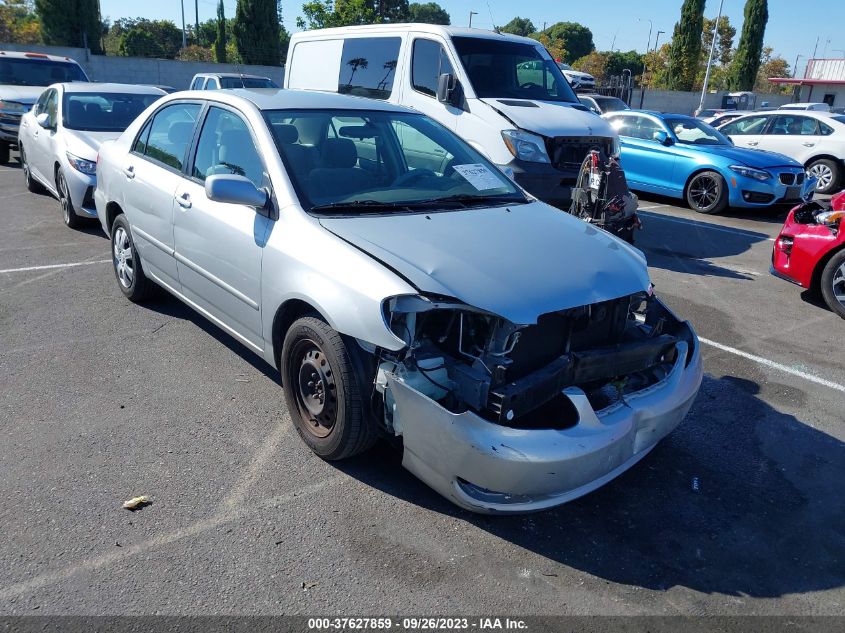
164, 88, 413, 114
291, 23, 539, 45
194, 72, 272, 80
58, 82, 166, 95
0, 50, 82, 63
730, 109, 839, 120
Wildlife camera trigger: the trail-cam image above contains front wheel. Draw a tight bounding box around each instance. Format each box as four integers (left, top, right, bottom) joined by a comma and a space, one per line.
686, 171, 727, 214
281, 316, 377, 460
20, 146, 43, 193
807, 159, 840, 195
819, 249, 845, 319
57, 168, 83, 229
111, 214, 155, 302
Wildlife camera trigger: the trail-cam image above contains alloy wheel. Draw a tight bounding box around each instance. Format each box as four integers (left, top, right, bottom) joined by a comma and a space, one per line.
833, 262, 845, 309
809, 163, 833, 191
21, 149, 30, 184
58, 174, 70, 224
291, 339, 338, 439
113, 226, 135, 289
689, 174, 720, 211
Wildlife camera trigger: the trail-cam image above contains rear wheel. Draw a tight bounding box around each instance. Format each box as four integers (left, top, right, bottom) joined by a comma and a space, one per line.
807, 159, 840, 195
0, 141, 9, 165
686, 171, 727, 214
20, 146, 43, 193
819, 249, 845, 319
111, 214, 155, 302
57, 168, 83, 229
281, 316, 376, 460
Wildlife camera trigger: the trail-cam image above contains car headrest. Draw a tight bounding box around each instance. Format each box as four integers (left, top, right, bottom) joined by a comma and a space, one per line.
168, 121, 194, 145
321, 137, 357, 168
219, 129, 254, 164
272, 123, 298, 144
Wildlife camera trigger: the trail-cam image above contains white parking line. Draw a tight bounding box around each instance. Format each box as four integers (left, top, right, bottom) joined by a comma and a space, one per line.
640, 210, 777, 242
700, 336, 845, 393
0, 259, 110, 274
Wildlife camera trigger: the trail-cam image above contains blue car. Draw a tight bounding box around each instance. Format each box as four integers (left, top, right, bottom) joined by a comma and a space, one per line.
602, 110, 815, 214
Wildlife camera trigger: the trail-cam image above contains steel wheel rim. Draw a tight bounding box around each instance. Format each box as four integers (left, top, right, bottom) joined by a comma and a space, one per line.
833, 262, 845, 308
290, 339, 337, 439
58, 174, 70, 223
810, 163, 833, 190
689, 174, 720, 210
113, 226, 134, 288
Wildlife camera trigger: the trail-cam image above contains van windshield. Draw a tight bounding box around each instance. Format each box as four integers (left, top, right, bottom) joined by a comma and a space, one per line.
0, 57, 88, 86
452, 37, 578, 103
264, 109, 527, 215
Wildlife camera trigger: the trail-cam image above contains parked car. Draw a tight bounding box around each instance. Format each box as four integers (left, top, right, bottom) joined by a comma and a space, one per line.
0, 50, 89, 164
707, 110, 747, 128
285, 24, 618, 208
778, 102, 831, 112
556, 62, 596, 92
693, 108, 727, 122
94, 89, 702, 514
604, 110, 815, 214
18, 82, 165, 228
189, 72, 278, 90
718, 110, 845, 194
578, 94, 630, 115
772, 191, 845, 319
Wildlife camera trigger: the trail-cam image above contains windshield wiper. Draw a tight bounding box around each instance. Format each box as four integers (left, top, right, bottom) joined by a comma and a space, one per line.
406, 193, 523, 208
309, 199, 410, 213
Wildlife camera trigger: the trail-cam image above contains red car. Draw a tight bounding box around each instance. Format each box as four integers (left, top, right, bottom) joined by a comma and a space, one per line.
772, 191, 845, 318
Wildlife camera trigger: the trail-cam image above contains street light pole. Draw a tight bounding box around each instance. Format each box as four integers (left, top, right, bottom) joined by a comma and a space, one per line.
637, 18, 653, 109
180, 0, 187, 49
469, 11, 478, 28
654, 30, 665, 51
698, 0, 724, 115
793, 54, 803, 78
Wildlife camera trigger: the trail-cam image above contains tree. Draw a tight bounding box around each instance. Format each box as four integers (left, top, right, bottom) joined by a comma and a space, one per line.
702, 15, 735, 67
0, 0, 41, 44
408, 2, 449, 25
500, 17, 535, 37
372, 0, 409, 22
573, 51, 608, 80
233, 0, 281, 65
666, 0, 705, 91
642, 42, 671, 89
178, 45, 214, 62
345, 56, 368, 86
728, 0, 768, 91
213, 0, 227, 63
539, 22, 593, 63
755, 46, 790, 93
106, 18, 183, 58
35, 0, 102, 53
530, 32, 566, 64
297, 0, 376, 29
606, 50, 644, 77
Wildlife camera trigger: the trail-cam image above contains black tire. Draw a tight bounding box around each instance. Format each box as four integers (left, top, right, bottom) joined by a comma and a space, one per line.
819, 249, 845, 320
20, 146, 43, 193
686, 170, 728, 214
110, 214, 156, 302
281, 316, 376, 460
56, 168, 84, 229
807, 159, 840, 195
0, 141, 9, 165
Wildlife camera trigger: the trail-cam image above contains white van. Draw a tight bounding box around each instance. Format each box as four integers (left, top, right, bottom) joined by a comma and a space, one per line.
778, 102, 832, 112
284, 24, 618, 207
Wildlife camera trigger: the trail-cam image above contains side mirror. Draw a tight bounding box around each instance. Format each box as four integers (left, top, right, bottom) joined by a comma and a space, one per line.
205, 174, 269, 209
436, 73, 461, 107
36, 112, 51, 128
653, 130, 672, 146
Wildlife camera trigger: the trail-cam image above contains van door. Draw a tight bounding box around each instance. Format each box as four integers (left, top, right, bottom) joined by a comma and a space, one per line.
403, 36, 461, 131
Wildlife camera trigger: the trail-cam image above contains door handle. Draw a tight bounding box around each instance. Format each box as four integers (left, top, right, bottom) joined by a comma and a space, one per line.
176, 192, 191, 209
803, 142, 815, 147
747, 141, 759, 146
124, 165, 135, 179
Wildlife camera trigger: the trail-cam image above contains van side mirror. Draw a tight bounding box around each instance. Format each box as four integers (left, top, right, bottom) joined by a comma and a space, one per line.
205, 174, 269, 210
436, 73, 461, 107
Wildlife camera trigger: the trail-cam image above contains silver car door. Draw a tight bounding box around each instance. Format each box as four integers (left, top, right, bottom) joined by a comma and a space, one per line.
172, 105, 269, 350
31, 88, 59, 188
123, 101, 202, 291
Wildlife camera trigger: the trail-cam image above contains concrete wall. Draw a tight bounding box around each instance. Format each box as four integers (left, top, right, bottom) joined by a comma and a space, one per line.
0, 43, 284, 90
636, 89, 795, 115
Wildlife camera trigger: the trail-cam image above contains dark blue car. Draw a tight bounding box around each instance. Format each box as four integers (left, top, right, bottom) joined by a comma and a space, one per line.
602, 110, 815, 214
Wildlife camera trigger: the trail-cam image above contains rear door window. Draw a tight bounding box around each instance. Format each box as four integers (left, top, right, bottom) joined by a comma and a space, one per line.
338, 37, 402, 100
766, 115, 819, 136
138, 102, 202, 171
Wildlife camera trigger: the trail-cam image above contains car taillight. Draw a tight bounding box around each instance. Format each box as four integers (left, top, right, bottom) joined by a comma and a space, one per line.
777, 236, 794, 255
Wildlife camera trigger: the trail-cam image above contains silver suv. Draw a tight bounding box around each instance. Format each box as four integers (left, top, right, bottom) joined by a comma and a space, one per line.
0, 50, 89, 163
188, 72, 278, 91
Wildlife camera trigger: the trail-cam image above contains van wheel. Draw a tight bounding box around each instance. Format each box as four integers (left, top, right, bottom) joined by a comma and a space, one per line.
111, 214, 155, 302
281, 316, 376, 460
820, 249, 845, 319
686, 171, 727, 214
807, 159, 840, 195
0, 141, 9, 164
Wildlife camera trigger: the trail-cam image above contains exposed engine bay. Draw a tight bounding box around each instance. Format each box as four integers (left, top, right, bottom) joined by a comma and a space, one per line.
375, 292, 696, 432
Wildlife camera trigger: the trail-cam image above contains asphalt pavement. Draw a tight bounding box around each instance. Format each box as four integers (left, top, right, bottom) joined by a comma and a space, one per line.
0, 153, 843, 616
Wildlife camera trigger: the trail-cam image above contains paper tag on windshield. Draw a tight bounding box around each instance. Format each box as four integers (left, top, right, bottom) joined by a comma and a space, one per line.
452, 164, 504, 191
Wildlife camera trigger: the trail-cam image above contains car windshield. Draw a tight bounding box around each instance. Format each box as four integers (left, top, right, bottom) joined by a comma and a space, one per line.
665, 117, 731, 146
595, 97, 629, 112
264, 109, 527, 214
452, 36, 578, 103
220, 76, 278, 89
0, 57, 87, 86
63, 92, 162, 132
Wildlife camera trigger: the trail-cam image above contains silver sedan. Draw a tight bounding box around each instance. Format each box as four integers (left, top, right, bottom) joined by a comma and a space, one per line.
94, 89, 702, 514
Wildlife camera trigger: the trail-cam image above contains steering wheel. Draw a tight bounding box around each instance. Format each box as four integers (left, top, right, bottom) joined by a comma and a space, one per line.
393, 168, 437, 188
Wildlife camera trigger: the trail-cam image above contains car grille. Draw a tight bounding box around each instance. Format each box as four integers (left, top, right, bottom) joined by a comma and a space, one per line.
545, 136, 615, 173
779, 172, 805, 186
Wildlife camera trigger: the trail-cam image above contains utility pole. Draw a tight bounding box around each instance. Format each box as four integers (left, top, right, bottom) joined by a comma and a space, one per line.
638, 18, 653, 108
698, 0, 724, 116
195, 0, 200, 46
180, 0, 187, 49
469, 11, 478, 28
792, 54, 802, 78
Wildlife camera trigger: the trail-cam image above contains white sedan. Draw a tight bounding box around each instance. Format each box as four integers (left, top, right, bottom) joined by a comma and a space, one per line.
18, 82, 164, 228
718, 110, 845, 194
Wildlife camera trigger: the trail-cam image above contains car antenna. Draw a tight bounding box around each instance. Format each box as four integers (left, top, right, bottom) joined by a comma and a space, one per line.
487, 1, 500, 33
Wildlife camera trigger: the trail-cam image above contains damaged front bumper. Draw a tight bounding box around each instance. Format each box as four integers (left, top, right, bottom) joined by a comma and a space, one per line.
386, 330, 702, 514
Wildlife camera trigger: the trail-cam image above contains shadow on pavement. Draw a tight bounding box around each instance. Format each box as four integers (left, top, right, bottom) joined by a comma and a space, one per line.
638, 192, 792, 226
337, 374, 845, 598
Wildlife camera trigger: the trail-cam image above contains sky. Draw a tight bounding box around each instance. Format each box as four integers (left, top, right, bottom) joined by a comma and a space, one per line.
99, 0, 845, 77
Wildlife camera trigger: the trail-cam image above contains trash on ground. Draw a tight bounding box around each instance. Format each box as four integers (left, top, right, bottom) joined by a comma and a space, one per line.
122, 495, 151, 511
301, 581, 319, 590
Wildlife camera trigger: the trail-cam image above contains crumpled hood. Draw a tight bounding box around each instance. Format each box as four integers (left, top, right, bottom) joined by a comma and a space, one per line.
63, 129, 121, 161
0, 86, 43, 105
319, 201, 650, 325
690, 144, 801, 169
480, 97, 614, 139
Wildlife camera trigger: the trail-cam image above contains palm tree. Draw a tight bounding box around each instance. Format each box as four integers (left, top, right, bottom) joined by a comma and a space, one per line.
346, 57, 369, 86
377, 59, 398, 90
